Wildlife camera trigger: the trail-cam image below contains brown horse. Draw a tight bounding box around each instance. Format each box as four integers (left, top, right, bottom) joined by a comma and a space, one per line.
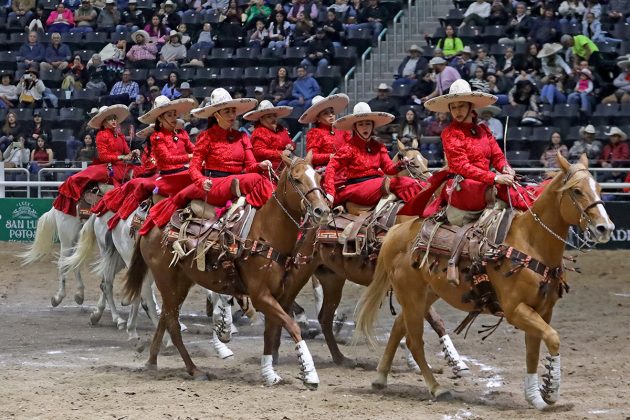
124, 153, 330, 388
356, 153, 614, 408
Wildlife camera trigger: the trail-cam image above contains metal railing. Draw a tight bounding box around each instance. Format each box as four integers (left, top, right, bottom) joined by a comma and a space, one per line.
392, 10, 404, 56
361, 47, 372, 96
292, 131, 305, 157
37, 165, 87, 197
343, 66, 357, 104
377, 28, 388, 75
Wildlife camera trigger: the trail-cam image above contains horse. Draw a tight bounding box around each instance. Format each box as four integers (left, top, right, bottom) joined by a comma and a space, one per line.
124, 153, 331, 387
355, 153, 614, 408
20, 208, 86, 307
281, 140, 469, 376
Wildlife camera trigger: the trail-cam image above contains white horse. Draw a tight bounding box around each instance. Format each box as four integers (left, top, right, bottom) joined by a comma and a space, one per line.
20, 208, 86, 307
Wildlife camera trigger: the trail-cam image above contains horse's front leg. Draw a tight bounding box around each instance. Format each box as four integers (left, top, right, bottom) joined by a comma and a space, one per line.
102, 275, 126, 330
508, 303, 560, 409
73, 269, 85, 305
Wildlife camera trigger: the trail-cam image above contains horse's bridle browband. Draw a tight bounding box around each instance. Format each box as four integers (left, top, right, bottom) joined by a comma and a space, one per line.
561, 167, 604, 231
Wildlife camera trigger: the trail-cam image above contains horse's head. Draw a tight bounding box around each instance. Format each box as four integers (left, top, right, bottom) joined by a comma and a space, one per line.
556, 152, 615, 243
278, 151, 330, 226
396, 139, 430, 181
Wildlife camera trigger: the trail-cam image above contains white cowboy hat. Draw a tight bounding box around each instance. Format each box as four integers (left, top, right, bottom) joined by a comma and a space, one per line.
579, 124, 596, 135
88, 104, 130, 129
537, 43, 563, 59
333, 102, 394, 131
138, 96, 196, 124
618, 60, 630, 70
137, 119, 185, 139
132, 29, 150, 43
243, 100, 292, 121
604, 126, 627, 140
424, 79, 497, 113
191, 88, 257, 119
298, 93, 349, 124
478, 105, 501, 116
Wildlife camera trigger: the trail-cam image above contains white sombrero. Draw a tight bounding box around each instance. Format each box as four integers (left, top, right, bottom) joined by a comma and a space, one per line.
138, 96, 196, 124
537, 43, 563, 59
132, 29, 150, 43
333, 102, 394, 131
298, 93, 349, 124
191, 88, 257, 119
478, 105, 501, 116
424, 79, 497, 113
136, 119, 185, 139
88, 104, 130, 129
243, 100, 292, 121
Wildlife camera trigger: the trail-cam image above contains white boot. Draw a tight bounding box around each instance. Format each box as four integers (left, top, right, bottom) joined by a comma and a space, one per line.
261, 354, 282, 385
212, 331, 234, 359
313, 284, 324, 317
540, 354, 561, 404
524, 373, 549, 410
399, 340, 420, 372
212, 293, 233, 343
440, 335, 469, 376
296, 340, 319, 388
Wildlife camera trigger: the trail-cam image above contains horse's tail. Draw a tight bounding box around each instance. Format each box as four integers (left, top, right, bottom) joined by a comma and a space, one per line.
61, 214, 97, 273
19, 208, 58, 265
93, 237, 126, 284
124, 239, 147, 303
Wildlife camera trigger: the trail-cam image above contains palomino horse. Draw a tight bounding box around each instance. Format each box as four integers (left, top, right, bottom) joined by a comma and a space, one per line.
20, 208, 86, 307
282, 141, 469, 375
124, 153, 330, 387
356, 153, 614, 408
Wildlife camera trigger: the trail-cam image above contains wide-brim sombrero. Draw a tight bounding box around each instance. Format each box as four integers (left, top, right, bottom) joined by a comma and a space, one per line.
191, 88, 257, 119
424, 79, 497, 113
298, 93, 349, 124
537, 42, 563, 59
138, 96, 196, 124
88, 104, 130, 129
132, 29, 151, 44
333, 102, 394, 131
136, 118, 185, 139
243, 100, 292, 121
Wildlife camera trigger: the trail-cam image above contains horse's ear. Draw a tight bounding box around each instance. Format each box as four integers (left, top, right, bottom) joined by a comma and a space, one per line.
411, 139, 419, 149
281, 151, 292, 166
578, 153, 589, 168
305, 150, 313, 165
397, 139, 406, 152
557, 151, 571, 172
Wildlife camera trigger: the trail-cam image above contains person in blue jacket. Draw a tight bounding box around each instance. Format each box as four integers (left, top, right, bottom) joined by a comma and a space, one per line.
278, 65, 320, 108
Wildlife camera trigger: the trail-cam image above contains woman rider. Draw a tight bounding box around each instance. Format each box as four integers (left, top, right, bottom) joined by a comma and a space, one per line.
247, 100, 295, 171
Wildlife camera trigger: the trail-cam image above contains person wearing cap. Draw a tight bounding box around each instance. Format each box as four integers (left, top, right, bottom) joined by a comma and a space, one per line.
538, 43, 571, 107
418, 79, 538, 219
52, 105, 138, 216
569, 125, 602, 164
368, 83, 398, 117
421, 57, 461, 103
16, 68, 46, 108
300, 93, 351, 169
478, 105, 503, 141
567, 68, 594, 114
160, 0, 182, 30
73, 0, 97, 32
245, 100, 294, 171
300, 27, 335, 73
393, 45, 428, 89
46, 3, 75, 33
95, 0, 120, 31
157, 31, 187, 69
322, 102, 422, 206
434, 25, 464, 59
598, 127, 629, 181
118, 0, 146, 33
602, 59, 630, 104
139, 88, 273, 235
126, 29, 158, 63
178, 82, 199, 120
450, 46, 473, 80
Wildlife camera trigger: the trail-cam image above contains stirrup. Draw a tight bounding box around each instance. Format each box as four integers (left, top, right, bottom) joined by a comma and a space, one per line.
230, 178, 241, 198
375, 193, 396, 214
225, 196, 246, 220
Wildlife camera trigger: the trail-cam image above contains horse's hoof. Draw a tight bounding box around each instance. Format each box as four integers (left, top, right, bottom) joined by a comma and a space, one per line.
144, 362, 158, 371
433, 388, 453, 401
303, 381, 318, 391
193, 371, 212, 381
371, 380, 387, 390
74, 294, 84, 305
455, 368, 470, 377
121, 298, 130, 306
51, 296, 62, 307
89, 313, 101, 325
117, 319, 127, 330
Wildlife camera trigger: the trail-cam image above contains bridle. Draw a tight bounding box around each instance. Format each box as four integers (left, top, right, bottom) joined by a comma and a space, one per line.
396, 147, 430, 181
560, 167, 604, 235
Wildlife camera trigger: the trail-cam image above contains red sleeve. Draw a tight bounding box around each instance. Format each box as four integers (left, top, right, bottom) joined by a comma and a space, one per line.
242, 136, 263, 173
251, 129, 281, 162
306, 130, 331, 166
323, 145, 351, 197
598, 144, 610, 165
151, 133, 190, 167
379, 143, 400, 175
141, 145, 157, 173
46, 12, 56, 25
624, 171, 630, 193
442, 127, 496, 185
96, 130, 122, 163
484, 125, 508, 172
190, 130, 211, 188
617, 143, 630, 163
180, 130, 194, 154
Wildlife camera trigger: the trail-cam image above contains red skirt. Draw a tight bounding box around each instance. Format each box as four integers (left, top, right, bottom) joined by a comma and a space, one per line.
138, 173, 273, 235
107, 174, 159, 229
154, 170, 193, 197
334, 176, 423, 207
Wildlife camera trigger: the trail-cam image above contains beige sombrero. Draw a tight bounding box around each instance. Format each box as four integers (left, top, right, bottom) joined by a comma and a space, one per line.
478, 105, 501, 116
88, 104, 130, 129
138, 96, 196, 124
537, 43, 563, 59
298, 93, 349, 124
136, 119, 185, 139
132, 29, 151, 43
243, 100, 292, 121
424, 79, 497, 113
333, 102, 394, 131
191, 88, 257, 119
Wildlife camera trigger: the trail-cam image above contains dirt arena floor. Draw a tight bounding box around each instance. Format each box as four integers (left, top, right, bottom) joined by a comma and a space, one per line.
0, 242, 628, 419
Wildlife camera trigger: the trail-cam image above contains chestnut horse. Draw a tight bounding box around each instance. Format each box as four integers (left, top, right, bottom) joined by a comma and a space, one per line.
356, 154, 614, 409
124, 153, 331, 388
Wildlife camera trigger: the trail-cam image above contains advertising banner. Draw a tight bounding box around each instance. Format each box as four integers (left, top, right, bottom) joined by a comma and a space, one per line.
0, 198, 54, 242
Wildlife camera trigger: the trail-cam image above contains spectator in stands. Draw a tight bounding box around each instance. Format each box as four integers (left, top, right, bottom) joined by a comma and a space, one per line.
367, 83, 398, 116
64, 0, 82, 10
514, 42, 542, 75
118, 0, 145, 33
28, 137, 54, 175
27, 6, 47, 33
357, 0, 387, 43
301, 28, 334, 72
16, 69, 45, 108
249, 19, 270, 48
558, 0, 585, 24
538, 43, 571, 105
24, 110, 51, 150
397, 109, 429, 151
223, 0, 244, 25
157, 31, 187, 69
245, 0, 272, 27
582, 12, 622, 43
279, 65, 320, 108
96, 0, 121, 32
40, 33, 71, 73
496, 46, 516, 78
10, 0, 35, 22
159, 0, 182, 29
0, 74, 18, 109
98, 39, 126, 80
461, 0, 491, 27
530, 6, 561, 45
145, 15, 168, 45
192, 23, 215, 50
287, 0, 318, 24
178, 82, 199, 120
567, 68, 594, 113
0, 112, 23, 152
582, 0, 601, 21
74, 133, 97, 162
127, 30, 158, 64
509, 78, 540, 118
469, 66, 490, 92
393, 45, 428, 89
409, 69, 435, 105
486, 71, 509, 104
450, 46, 473, 79
540, 131, 569, 168
478, 105, 503, 140
18, 32, 46, 70
148, 85, 161, 104
605, 0, 630, 23
161, 72, 181, 99
105, 69, 139, 105
128, 94, 150, 120
599, 127, 630, 181
292, 12, 315, 46
602, 59, 630, 104
73, 0, 97, 32
499, 2, 534, 45
435, 25, 463, 59
560, 33, 607, 74
423, 111, 449, 136
177, 23, 193, 47
421, 57, 461, 102
253, 86, 267, 103
46, 3, 75, 33
61, 55, 88, 91
487, 1, 509, 26
322, 10, 344, 47
140, 75, 157, 98
569, 124, 601, 164
472, 46, 497, 74
269, 67, 294, 105
2, 135, 30, 169
268, 11, 291, 49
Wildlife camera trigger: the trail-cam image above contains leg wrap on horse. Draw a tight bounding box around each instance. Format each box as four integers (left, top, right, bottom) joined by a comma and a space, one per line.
261, 354, 282, 385
524, 373, 549, 410
540, 354, 561, 404
296, 340, 319, 386
211, 292, 233, 343
440, 335, 469, 375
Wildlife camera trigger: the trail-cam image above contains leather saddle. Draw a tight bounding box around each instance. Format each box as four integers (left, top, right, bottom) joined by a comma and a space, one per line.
77, 183, 113, 219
